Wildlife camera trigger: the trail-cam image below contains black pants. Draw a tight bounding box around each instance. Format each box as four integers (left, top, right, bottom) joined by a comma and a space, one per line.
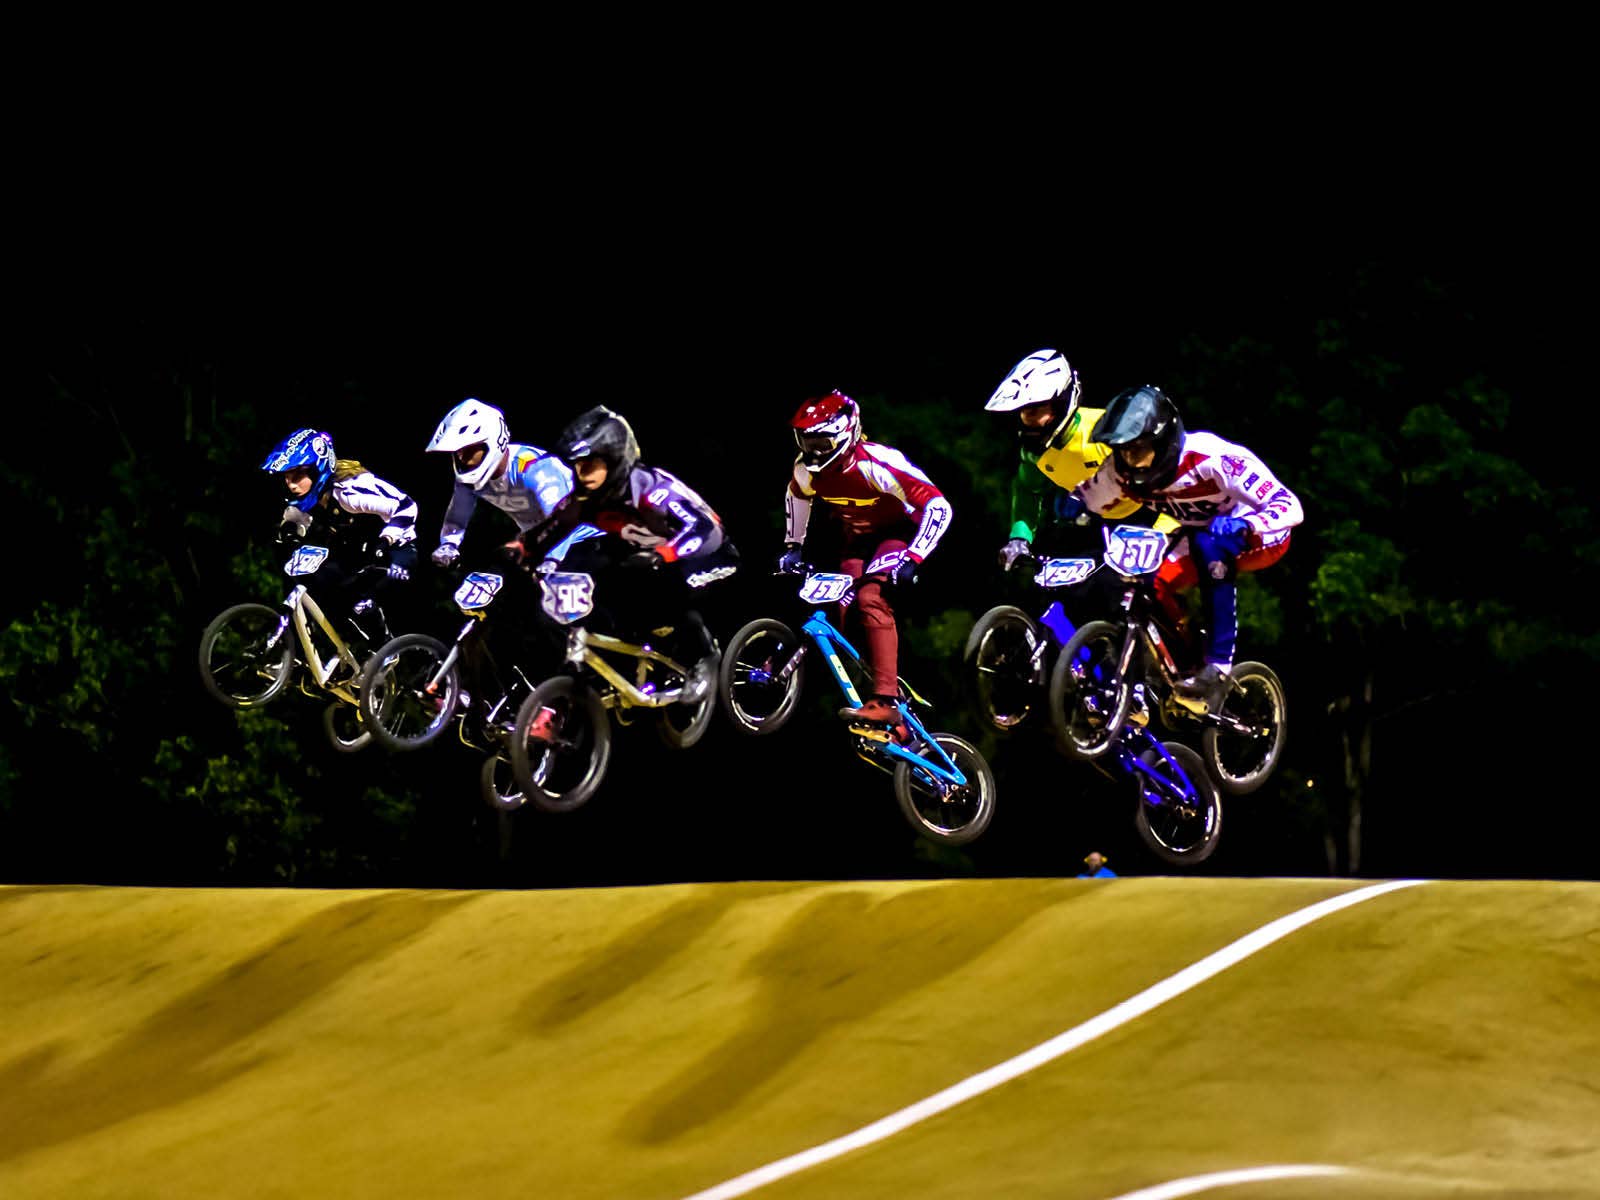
557, 540, 741, 663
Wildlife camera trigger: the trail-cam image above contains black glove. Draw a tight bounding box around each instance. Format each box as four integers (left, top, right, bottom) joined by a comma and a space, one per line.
888, 555, 919, 587
620, 549, 664, 571
776, 543, 804, 574
275, 521, 303, 545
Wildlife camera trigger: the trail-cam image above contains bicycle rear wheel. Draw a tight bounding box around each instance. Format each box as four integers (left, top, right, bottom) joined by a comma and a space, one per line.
1202, 661, 1287, 795
894, 733, 997, 847
1134, 741, 1222, 865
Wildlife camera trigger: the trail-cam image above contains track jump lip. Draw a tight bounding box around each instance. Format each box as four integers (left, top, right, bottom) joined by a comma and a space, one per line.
678, 879, 1432, 1200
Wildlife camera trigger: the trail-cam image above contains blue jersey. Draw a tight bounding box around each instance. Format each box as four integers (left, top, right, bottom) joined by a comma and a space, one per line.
436, 443, 601, 560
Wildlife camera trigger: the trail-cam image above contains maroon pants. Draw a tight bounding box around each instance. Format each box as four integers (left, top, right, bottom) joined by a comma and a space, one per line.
839, 538, 908, 698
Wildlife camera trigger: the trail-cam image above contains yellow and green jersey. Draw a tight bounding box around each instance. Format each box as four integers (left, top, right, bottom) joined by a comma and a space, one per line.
1009, 407, 1176, 540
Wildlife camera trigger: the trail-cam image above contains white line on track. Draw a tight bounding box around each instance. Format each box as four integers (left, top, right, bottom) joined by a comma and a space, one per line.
1103, 1164, 1350, 1199
678, 879, 1430, 1200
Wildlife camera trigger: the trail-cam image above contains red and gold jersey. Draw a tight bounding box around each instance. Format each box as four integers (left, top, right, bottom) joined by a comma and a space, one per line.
785, 441, 952, 561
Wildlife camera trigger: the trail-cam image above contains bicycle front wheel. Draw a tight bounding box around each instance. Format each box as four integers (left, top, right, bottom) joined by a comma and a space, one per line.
1046, 620, 1132, 761
1202, 661, 1287, 795
962, 605, 1046, 736
509, 676, 612, 814
718, 618, 806, 736
358, 633, 459, 752
198, 603, 294, 708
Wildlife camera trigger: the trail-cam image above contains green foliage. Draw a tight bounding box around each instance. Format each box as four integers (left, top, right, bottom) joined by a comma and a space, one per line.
1308, 521, 1413, 635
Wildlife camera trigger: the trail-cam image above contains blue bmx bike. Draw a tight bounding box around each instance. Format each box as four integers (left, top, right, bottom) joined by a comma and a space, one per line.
963, 542, 1224, 865
717, 565, 997, 846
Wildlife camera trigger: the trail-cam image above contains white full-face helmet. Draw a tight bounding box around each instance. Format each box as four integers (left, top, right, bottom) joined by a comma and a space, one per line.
984, 349, 1083, 453
426, 399, 511, 489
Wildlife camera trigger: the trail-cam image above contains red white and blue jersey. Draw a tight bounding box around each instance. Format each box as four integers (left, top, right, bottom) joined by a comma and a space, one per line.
1077, 431, 1302, 547
437, 443, 575, 553
785, 441, 953, 562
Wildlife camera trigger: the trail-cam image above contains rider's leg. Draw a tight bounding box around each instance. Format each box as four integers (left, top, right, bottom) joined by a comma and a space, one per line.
836, 541, 910, 728
1174, 532, 1292, 708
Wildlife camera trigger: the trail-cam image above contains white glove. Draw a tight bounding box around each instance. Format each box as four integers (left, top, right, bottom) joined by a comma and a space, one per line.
998, 537, 1032, 571
432, 544, 461, 568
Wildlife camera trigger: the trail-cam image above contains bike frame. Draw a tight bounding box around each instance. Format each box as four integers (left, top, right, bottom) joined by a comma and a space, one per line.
267, 583, 364, 705
789, 602, 970, 793
561, 628, 693, 712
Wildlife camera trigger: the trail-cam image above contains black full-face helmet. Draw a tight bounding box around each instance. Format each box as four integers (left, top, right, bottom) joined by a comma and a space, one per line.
1090, 385, 1186, 491
554, 406, 641, 503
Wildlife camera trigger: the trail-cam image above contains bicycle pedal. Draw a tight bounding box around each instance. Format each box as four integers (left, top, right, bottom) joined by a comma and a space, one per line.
849, 723, 896, 743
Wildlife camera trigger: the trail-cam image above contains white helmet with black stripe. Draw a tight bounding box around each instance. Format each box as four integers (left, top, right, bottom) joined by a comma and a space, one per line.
985, 349, 1083, 452
426, 398, 511, 489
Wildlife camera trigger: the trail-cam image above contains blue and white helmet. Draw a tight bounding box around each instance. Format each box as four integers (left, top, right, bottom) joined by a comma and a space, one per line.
262, 428, 336, 512
426, 398, 511, 489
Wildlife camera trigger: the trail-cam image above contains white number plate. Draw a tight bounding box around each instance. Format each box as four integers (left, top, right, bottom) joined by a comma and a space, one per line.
540, 571, 596, 625
454, 572, 505, 610
1103, 526, 1170, 576
284, 545, 330, 576
799, 572, 853, 604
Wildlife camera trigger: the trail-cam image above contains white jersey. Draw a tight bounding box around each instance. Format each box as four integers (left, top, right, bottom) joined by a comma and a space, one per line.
1077, 430, 1302, 547
280, 471, 418, 546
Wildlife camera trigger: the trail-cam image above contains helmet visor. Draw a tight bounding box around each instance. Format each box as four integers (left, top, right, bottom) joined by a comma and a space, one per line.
454, 443, 488, 473
796, 429, 846, 463
1093, 389, 1166, 447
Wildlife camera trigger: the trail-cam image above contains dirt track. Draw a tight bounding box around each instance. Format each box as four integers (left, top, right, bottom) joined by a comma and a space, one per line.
2, 878, 1596, 1198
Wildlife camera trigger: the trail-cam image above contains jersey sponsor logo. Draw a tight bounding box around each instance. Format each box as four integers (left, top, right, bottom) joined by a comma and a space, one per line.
865, 549, 908, 574
678, 535, 703, 557
686, 564, 738, 588
820, 494, 880, 507
619, 523, 664, 547
1157, 498, 1218, 522
1255, 479, 1274, 500
1221, 454, 1246, 478
1243, 472, 1260, 491
649, 486, 670, 505
667, 499, 694, 525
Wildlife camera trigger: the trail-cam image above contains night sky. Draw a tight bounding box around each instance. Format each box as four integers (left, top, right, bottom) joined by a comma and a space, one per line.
19, 144, 1590, 884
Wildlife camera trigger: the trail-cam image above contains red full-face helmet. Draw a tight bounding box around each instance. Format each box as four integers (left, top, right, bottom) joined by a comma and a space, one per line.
790, 390, 861, 470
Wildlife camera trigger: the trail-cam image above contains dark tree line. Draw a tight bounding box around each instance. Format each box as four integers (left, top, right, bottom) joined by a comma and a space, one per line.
7, 260, 1595, 886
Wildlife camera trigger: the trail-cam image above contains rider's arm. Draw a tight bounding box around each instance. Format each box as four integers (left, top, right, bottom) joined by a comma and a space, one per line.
1008, 453, 1049, 542
785, 464, 814, 545
632, 466, 727, 562
1217, 446, 1304, 540
858, 445, 953, 563
437, 481, 479, 553
331, 473, 418, 545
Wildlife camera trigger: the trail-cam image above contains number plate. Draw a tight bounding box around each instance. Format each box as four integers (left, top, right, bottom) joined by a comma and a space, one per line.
284, 545, 331, 576
540, 571, 596, 625
799, 572, 853, 604
454, 572, 505, 611
1103, 526, 1170, 576
1034, 557, 1098, 588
